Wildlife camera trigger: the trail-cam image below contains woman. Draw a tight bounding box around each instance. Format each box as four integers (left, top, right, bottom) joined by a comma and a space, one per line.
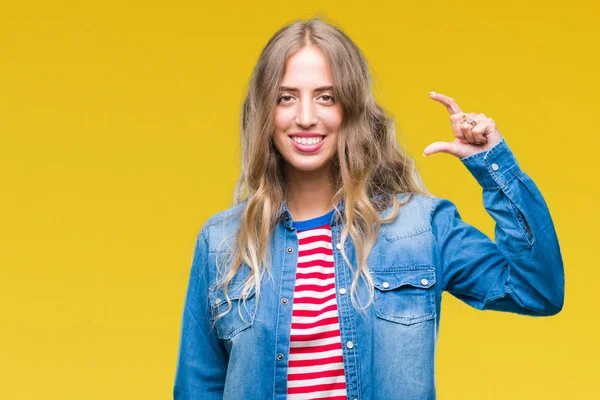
173, 17, 564, 400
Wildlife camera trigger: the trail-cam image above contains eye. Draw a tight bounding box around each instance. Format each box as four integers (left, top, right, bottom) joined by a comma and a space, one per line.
277, 95, 294, 104
320, 94, 336, 103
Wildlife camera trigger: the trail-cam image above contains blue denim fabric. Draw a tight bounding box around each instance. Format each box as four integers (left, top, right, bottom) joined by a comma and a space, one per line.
173, 138, 564, 400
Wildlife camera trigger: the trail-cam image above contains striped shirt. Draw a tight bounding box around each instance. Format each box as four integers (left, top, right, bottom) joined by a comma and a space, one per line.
287, 209, 348, 400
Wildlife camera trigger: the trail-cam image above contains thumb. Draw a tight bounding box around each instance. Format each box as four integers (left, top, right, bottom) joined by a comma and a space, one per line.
423, 141, 459, 157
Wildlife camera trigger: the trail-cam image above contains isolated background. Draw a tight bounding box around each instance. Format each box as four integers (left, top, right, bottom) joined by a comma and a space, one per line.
1, 0, 598, 398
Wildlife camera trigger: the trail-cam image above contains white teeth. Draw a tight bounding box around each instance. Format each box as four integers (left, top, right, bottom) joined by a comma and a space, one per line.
292, 136, 323, 145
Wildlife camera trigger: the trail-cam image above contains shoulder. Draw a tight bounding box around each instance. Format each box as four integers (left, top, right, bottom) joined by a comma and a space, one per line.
197, 200, 248, 252
378, 192, 451, 240
203, 200, 248, 228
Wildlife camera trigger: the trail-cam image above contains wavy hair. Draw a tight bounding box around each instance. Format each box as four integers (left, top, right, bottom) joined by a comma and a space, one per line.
212, 16, 431, 326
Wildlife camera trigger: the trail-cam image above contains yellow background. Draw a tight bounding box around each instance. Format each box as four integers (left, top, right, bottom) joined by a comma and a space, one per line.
1, 0, 597, 398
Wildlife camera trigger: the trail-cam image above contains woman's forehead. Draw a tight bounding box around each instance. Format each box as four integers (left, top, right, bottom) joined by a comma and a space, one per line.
281, 46, 333, 88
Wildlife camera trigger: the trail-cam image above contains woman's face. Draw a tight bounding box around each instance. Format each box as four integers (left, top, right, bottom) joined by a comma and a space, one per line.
272, 46, 343, 175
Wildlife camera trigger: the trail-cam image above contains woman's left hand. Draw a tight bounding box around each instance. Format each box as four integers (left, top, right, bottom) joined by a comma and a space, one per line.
423, 92, 503, 159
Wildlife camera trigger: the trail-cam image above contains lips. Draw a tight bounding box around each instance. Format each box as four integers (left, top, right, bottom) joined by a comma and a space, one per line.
290, 135, 325, 153
288, 132, 325, 138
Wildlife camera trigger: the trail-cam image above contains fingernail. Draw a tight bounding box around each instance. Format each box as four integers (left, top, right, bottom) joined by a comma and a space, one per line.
429, 91, 436, 96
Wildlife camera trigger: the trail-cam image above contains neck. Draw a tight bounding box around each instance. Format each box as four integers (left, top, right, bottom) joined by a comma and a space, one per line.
283, 163, 336, 222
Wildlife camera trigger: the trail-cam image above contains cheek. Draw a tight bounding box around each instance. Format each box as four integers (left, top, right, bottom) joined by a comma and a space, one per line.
273, 108, 294, 132
320, 108, 343, 131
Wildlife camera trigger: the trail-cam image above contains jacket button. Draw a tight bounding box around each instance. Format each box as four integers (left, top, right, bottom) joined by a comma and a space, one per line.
281, 298, 288, 305
336, 242, 342, 250
491, 163, 499, 171
286, 247, 293, 254
346, 341, 354, 349
421, 278, 429, 286
276, 353, 284, 361
339, 288, 347, 295
284, 215, 290, 221
381, 282, 390, 289
214, 298, 222, 305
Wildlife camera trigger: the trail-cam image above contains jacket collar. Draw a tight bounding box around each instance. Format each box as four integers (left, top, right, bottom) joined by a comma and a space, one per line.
278, 198, 346, 230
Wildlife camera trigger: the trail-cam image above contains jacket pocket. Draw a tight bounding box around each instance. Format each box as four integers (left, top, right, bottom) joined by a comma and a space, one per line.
372, 266, 436, 325
208, 281, 256, 340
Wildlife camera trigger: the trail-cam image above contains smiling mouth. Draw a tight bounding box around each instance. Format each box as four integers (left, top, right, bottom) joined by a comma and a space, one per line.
289, 135, 326, 153
290, 136, 325, 145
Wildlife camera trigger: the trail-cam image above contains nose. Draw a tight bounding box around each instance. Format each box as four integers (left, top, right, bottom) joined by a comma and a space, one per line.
294, 98, 318, 127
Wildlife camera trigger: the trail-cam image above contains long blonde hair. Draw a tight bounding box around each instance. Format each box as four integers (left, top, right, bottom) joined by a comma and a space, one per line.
212, 16, 430, 325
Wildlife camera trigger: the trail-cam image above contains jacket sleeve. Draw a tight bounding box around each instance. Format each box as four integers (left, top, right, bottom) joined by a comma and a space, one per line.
431, 138, 565, 316
174, 227, 228, 399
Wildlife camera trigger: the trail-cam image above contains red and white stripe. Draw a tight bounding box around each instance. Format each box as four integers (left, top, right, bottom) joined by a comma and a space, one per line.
287, 225, 348, 400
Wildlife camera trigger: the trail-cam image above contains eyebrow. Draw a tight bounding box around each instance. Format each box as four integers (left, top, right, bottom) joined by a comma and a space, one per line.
279, 86, 334, 92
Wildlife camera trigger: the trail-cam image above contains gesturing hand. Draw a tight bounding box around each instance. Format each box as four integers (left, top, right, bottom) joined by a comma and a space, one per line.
423, 92, 503, 159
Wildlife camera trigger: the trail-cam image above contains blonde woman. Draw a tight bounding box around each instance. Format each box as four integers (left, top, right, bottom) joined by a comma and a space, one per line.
173, 17, 564, 400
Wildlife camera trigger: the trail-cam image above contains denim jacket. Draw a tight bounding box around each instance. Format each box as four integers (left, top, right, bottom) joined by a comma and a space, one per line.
173, 138, 564, 400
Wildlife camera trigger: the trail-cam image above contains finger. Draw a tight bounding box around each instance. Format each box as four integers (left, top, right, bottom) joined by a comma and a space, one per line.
450, 112, 467, 141
423, 141, 460, 157
481, 116, 496, 138
461, 120, 476, 143
459, 113, 478, 143
471, 117, 489, 144
429, 92, 463, 115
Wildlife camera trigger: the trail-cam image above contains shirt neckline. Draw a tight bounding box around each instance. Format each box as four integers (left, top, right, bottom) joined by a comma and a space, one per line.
292, 208, 336, 231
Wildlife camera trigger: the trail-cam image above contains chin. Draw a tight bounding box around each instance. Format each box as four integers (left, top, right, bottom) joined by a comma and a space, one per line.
286, 157, 332, 173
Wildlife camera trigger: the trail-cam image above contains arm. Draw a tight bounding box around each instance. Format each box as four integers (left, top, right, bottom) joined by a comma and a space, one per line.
174, 227, 228, 399
432, 138, 564, 316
